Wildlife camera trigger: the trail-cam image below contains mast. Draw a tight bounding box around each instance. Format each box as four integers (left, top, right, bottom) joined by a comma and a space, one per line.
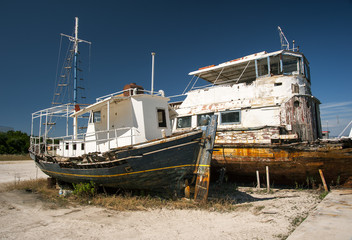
60, 17, 91, 139
61, 17, 91, 105
73, 17, 79, 105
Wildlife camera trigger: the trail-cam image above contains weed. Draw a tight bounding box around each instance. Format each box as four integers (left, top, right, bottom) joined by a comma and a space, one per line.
4, 178, 69, 207
319, 191, 329, 200
336, 175, 340, 186
72, 181, 96, 197
253, 205, 265, 214
290, 215, 307, 227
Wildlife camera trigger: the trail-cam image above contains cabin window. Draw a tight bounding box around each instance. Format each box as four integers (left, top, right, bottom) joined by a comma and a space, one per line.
197, 113, 214, 126
283, 55, 299, 74
256, 58, 268, 77
81, 143, 85, 150
304, 60, 310, 81
270, 55, 281, 75
65, 143, 69, 150
73, 144, 77, 150
220, 110, 240, 124
93, 111, 101, 123
157, 109, 167, 128
177, 116, 192, 128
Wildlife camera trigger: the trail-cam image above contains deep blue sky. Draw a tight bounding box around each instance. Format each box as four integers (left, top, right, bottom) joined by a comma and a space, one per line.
1, 0, 351, 136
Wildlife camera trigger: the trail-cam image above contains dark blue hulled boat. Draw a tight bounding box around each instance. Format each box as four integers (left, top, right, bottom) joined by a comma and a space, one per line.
31, 130, 203, 191
30, 83, 208, 192
29, 18, 216, 196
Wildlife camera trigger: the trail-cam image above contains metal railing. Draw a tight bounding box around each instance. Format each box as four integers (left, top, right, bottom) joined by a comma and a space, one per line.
30, 127, 140, 157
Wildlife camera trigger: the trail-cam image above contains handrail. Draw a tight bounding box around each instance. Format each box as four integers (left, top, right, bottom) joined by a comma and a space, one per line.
29, 126, 140, 156
95, 88, 164, 102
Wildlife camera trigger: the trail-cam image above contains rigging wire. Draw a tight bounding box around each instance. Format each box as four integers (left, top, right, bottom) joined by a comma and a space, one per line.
182, 75, 195, 95
190, 75, 200, 91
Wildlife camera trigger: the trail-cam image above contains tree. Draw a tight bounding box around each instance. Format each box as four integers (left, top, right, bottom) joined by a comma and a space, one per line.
0, 130, 30, 154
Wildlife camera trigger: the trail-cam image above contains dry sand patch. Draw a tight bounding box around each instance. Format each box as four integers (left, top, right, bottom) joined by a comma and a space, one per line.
0, 186, 320, 240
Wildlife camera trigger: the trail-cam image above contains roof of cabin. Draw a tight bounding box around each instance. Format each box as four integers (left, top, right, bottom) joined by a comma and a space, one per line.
188, 50, 305, 85
70, 96, 128, 117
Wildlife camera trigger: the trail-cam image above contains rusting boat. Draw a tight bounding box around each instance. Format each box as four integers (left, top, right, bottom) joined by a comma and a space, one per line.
30, 84, 210, 192
28, 18, 215, 196
172, 42, 352, 185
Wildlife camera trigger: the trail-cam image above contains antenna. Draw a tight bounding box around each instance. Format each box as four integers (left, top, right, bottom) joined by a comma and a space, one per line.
151, 52, 155, 95
278, 26, 289, 50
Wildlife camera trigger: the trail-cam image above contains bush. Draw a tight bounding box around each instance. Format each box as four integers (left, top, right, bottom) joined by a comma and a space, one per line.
72, 181, 96, 197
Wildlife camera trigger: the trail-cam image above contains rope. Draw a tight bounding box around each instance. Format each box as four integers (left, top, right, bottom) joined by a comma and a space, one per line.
182, 75, 195, 94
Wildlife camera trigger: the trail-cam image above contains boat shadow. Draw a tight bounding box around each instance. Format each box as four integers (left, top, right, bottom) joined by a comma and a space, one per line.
208, 183, 276, 204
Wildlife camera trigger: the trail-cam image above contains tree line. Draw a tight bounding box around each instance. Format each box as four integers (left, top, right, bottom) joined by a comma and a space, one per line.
0, 131, 30, 154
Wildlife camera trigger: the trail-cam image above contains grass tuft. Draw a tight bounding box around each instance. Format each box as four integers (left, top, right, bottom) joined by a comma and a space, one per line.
4, 179, 246, 212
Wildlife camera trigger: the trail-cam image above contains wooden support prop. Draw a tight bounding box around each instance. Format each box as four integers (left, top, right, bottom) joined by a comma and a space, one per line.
319, 169, 329, 192
47, 177, 56, 189
266, 166, 270, 193
194, 115, 218, 202
256, 170, 260, 188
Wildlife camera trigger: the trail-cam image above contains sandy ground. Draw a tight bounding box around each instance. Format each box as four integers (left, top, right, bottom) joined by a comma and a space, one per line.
0, 160, 47, 184
0, 161, 321, 240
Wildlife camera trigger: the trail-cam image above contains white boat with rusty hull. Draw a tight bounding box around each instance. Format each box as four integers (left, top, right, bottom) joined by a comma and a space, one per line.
171, 35, 352, 186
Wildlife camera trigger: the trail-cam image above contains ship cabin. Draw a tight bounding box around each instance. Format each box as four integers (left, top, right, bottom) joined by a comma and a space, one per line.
31, 87, 173, 158
172, 50, 322, 144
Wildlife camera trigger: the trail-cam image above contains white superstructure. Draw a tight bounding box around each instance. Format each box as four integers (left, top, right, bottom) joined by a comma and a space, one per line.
31, 88, 173, 157
172, 50, 322, 144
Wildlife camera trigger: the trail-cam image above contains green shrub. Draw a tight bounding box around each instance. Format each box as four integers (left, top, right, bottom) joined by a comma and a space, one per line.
72, 181, 96, 197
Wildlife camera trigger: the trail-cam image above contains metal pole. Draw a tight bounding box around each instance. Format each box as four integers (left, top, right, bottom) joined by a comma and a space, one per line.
74, 116, 78, 139
73, 17, 79, 104
66, 104, 69, 136
31, 113, 34, 137
151, 52, 155, 95
39, 112, 42, 153
107, 100, 110, 150
31, 113, 34, 152
44, 109, 48, 154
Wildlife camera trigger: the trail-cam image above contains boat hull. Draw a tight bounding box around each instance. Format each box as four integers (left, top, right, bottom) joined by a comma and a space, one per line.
32, 131, 203, 191
212, 139, 352, 186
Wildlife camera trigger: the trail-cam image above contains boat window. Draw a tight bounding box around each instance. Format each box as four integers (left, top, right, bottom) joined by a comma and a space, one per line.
81, 143, 85, 150
283, 55, 299, 74
256, 58, 268, 77
291, 83, 299, 93
157, 109, 167, 128
73, 144, 76, 150
270, 55, 280, 75
220, 110, 240, 124
304, 60, 310, 81
177, 116, 192, 128
65, 143, 69, 150
93, 111, 101, 123
197, 113, 214, 126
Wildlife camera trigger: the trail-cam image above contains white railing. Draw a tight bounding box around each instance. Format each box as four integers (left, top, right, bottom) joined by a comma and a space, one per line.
30, 127, 140, 157
96, 88, 165, 102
